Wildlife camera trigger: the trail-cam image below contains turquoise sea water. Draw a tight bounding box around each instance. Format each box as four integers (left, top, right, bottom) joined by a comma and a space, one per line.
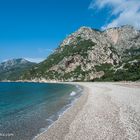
0, 82, 82, 140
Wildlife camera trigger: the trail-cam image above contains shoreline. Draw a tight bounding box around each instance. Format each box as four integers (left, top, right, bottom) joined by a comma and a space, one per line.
34, 82, 140, 140
1, 81, 140, 139
32, 83, 85, 140
0, 82, 85, 140
34, 83, 89, 140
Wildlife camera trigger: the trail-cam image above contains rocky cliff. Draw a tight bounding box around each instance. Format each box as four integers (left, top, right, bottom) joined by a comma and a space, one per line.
22, 25, 140, 81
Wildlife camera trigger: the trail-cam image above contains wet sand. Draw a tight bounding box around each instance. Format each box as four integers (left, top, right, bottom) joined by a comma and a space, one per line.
35, 82, 140, 140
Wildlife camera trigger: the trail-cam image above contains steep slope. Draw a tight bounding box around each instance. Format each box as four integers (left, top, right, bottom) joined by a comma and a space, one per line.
22, 25, 140, 81
0, 58, 36, 81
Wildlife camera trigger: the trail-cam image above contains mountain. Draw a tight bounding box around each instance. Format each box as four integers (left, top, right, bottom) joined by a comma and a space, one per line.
22, 25, 140, 81
0, 58, 36, 81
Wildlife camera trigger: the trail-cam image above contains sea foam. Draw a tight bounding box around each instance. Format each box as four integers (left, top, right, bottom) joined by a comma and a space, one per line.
70, 91, 76, 96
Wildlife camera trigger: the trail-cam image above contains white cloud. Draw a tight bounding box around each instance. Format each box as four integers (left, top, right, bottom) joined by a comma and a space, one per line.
89, 0, 140, 29
38, 48, 54, 53
25, 57, 45, 63
24, 48, 54, 63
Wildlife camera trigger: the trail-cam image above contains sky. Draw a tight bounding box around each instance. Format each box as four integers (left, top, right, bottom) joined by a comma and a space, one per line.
0, 0, 140, 63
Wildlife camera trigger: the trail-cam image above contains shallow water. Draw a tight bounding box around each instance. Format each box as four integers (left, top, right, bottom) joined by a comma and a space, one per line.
0, 82, 82, 140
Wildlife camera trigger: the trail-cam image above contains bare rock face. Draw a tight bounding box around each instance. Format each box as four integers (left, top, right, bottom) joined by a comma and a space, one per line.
105, 28, 119, 44
22, 25, 140, 81
104, 25, 140, 53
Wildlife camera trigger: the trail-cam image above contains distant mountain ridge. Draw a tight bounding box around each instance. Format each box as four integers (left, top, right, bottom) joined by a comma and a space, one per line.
0, 58, 36, 81
21, 25, 140, 81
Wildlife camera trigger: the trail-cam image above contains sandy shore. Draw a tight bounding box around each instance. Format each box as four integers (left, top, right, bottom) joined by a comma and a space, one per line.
35, 82, 140, 140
